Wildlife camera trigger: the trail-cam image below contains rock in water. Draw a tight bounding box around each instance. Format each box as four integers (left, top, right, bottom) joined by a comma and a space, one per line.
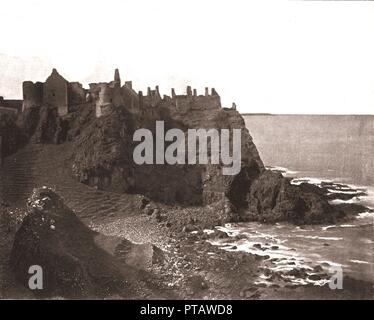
9, 187, 136, 298
246, 170, 341, 224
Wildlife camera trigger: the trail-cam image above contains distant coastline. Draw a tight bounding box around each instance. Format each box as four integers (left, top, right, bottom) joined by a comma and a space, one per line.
241, 113, 374, 117
241, 113, 273, 116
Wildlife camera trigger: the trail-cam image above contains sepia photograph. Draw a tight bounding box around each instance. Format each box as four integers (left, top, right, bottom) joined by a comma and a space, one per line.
0, 0, 373, 310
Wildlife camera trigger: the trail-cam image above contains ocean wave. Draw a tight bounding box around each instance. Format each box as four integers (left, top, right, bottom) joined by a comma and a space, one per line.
294, 235, 343, 241
207, 221, 371, 288
285, 169, 374, 210
326, 189, 363, 195
322, 224, 358, 231
328, 198, 360, 205
350, 260, 371, 265
357, 211, 374, 219
317, 260, 347, 268
290, 177, 332, 186
266, 166, 299, 176
322, 225, 336, 231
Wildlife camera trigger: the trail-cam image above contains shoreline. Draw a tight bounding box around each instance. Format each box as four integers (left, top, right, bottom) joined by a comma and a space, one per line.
92, 211, 374, 300
0, 137, 372, 300
1, 184, 373, 299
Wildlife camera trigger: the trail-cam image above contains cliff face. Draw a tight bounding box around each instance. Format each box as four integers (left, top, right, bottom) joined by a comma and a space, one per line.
1, 88, 343, 224
69, 98, 265, 207
67, 98, 342, 224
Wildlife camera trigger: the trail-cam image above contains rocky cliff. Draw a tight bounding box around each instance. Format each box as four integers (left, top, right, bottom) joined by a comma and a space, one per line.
1, 94, 345, 225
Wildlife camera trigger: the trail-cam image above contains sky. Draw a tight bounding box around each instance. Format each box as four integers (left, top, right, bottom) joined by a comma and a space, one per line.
0, 0, 373, 114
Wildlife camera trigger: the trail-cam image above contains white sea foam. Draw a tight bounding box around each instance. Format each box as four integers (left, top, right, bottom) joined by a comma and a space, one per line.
323, 224, 358, 230
294, 235, 343, 241
288, 172, 374, 213
317, 260, 347, 268
357, 212, 374, 220
291, 177, 331, 186
266, 166, 299, 176
328, 198, 360, 205
322, 225, 337, 231
203, 229, 215, 235
327, 189, 362, 195
350, 260, 370, 265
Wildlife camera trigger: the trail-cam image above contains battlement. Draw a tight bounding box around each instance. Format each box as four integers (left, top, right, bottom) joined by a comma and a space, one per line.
19, 68, 226, 118
169, 86, 219, 98
141, 86, 162, 107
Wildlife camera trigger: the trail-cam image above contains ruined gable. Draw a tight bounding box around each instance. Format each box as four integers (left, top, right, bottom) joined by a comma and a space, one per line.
43, 69, 69, 116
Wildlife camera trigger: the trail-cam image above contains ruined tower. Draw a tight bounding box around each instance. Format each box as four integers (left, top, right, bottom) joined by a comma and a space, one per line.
114, 68, 121, 87
22, 81, 43, 111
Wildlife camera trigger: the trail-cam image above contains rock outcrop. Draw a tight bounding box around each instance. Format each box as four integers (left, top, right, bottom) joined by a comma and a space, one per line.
244, 171, 343, 224
71, 100, 265, 208
9, 187, 153, 298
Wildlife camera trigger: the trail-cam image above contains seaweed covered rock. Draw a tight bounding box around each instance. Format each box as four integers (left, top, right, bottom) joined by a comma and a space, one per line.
9, 187, 138, 298
245, 170, 343, 224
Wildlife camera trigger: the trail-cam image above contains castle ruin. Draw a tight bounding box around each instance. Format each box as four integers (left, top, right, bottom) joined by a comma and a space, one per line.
22, 68, 86, 116
10, 68, 237, 119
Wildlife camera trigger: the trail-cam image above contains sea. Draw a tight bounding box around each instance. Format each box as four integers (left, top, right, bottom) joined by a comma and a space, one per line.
209, 115, 374, 287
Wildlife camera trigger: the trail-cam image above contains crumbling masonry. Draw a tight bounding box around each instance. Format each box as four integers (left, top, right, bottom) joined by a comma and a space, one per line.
18, 68, 237, 118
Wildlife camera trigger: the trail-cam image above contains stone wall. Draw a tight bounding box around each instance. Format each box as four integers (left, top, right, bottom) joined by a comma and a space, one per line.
68, 82, 86, 108
0, 96, 23, 114
22, 81, 43, 111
